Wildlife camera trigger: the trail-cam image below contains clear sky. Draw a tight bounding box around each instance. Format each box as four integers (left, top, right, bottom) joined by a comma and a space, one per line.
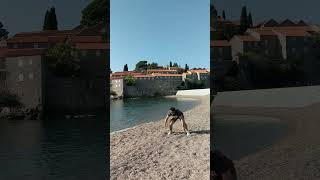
212, 0, 320, 24
0, 0, 91, 36
111, 0, 210, 72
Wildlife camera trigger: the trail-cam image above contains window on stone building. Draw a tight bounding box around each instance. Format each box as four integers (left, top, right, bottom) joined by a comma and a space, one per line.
18, 59, 23, 67
292, 48, 296, 53
18, 73, 24, 82
81, 50, 87, 56
34, 43, 39, 48
96, 50, 101, 56
218, 48, 223, 54
13, 44, 18, 48
28, 73, 34, 80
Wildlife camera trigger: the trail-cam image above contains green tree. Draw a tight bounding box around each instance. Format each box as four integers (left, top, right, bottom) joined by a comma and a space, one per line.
43, 7, 58, 30
240, 6, 249, 34
147, 62, 158, 69
169, 61, 172, 67
0, 91, 22, 108
43, 10, 50, 30
49, 7, 58, 30
0, 21, 9, 41
124, 74, 136, 86
248, 12, 253, 27
81, 0, 109, 27
222, 10, 226, 20
45, 39, 80, 77
173, 62, 179, 67
135, 61, 148, 71
123, 64, 128, 71
185, 64, 189, 72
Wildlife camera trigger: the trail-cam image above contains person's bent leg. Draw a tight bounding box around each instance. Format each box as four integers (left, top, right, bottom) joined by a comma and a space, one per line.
168, 119, 175, 135
180, 116, 190, 135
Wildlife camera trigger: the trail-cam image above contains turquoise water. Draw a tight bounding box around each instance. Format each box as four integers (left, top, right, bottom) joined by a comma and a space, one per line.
212, 114, 287, 160
110, 97, 199, 132
0, 115, 106, 179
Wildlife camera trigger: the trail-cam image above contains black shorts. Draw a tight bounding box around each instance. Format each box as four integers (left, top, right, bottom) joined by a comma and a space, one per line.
169, 115, 183, 122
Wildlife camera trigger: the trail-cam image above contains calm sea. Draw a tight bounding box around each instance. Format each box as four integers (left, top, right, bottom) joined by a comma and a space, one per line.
110, 97, 199, 132
212, 114, 288, 160
0, 115, 106, 179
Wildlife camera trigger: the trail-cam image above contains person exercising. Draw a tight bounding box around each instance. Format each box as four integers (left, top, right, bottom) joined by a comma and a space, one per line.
164, 107, 190, 136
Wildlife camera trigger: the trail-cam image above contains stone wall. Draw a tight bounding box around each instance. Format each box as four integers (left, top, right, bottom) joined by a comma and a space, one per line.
5, 55, 43, 109
123, 78, 182, 97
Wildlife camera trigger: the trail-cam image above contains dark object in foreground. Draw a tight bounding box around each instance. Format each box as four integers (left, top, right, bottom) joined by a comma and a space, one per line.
212, 150, 237, 180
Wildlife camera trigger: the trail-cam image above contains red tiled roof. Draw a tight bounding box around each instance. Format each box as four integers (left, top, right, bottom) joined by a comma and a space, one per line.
6, 48, 46, 57
133, 74, 155, 78
235, 35, 259, 42
76, 43, 109, 50
189, 69, 209, 74
0, 47, 8, 58
72, 36, 103, 43
147, 69, 177, 72
211, 40, 231, 47
111, 77, 123, 80
152, 73, 182, 77
8, 36, 49, 43
249, 29, 277, 36
274, 29, 311, 37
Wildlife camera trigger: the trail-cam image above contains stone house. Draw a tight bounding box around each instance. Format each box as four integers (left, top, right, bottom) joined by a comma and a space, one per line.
110, 77, 123, 97
4, 26, 108, 115
230, 35, 259, 61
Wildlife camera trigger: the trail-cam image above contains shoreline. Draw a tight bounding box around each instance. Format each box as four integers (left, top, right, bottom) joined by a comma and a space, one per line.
110, 96, 200, 135
110, 95, 210, 179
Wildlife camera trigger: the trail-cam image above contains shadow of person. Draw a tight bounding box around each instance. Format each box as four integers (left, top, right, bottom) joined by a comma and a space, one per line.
190, 130, 210, 134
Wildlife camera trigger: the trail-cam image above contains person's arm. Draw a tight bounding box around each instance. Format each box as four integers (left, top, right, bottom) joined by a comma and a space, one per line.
164, 114, 169, 127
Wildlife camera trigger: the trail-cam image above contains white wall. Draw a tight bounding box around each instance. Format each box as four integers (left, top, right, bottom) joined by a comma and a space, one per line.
176, 88, 210, 96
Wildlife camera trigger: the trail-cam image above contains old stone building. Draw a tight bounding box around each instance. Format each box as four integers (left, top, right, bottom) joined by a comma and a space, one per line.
4, 25, 108, 115
0, 47, 7, 92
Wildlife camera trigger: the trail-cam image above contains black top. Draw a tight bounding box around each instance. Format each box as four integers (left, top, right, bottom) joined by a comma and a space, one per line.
167, 108, 183, 117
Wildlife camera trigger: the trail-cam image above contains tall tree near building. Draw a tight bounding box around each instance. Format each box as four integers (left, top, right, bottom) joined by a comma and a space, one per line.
0, 21, 9, 41
81, 0, 109, 27
173, 62, 179, 67
185, 64, 189, 72
222, 10, 226, 20
43, 7, 58, 30
123, 64, 128, 71
169, 61, 172, 67
240, 6, 249, 34
49, 7, 58, 30
210, 5, 218, 18
43, 10, 50, 30
248, 12, 253, 27
135, 61, 148, 72
147, 62, 158, 69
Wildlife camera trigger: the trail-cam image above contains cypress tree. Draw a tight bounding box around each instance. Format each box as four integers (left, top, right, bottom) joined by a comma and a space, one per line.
43, 10, 50, 30
222, 10, 226, 20
248, 12, 253, 27
50, 7, 58, 30
240, 6, 249, 33
123, 64, 128, 71
0, 21, 9, 41
169, 61, 172, 67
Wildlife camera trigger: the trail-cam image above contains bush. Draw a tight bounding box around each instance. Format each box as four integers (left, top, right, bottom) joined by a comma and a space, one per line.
124, 75, 136, 86
45, 39, 80, 77
0, 91, 23, 108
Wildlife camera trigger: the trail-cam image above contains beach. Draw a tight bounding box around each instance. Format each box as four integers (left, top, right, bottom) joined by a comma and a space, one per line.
212, 86, 320, 179
110, 95, 210, 180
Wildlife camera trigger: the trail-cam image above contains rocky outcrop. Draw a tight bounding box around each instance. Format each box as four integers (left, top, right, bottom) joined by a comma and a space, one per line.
0, 107, 41, 120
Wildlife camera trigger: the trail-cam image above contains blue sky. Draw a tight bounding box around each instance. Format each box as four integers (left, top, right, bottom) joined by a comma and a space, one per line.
213, 0, 320, 24
111, 0, 210, 72
0, 0, 91, 36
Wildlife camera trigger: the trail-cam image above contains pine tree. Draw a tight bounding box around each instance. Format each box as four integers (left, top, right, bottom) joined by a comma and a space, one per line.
240, 6, 249, 34
248, 12, 253, 27
222, 10, 226, 20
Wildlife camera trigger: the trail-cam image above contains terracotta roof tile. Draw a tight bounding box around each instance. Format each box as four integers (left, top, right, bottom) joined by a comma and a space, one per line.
235, 35, 259, 42
6, 48, 46, 57
211, 40, 231, 47
152, 73, 182, 77
75, 43, 109, 50
274, 29, 311, 37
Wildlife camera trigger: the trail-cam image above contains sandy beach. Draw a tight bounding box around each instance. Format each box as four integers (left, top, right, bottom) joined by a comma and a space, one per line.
111, 95, 210, 180
212, 86, 320, 180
